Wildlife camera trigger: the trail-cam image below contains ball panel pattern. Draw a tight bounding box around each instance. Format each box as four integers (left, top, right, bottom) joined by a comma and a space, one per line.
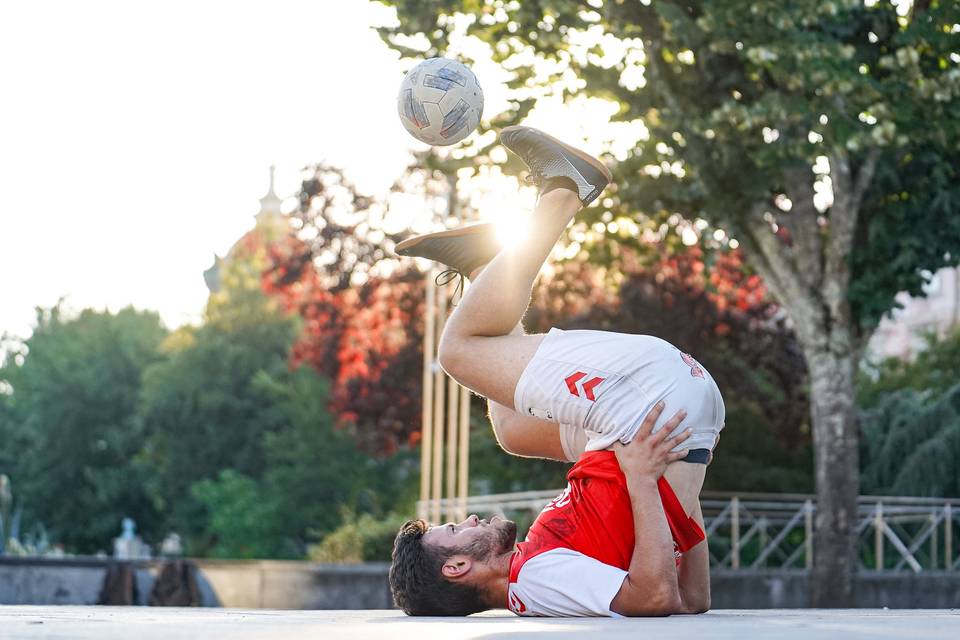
396, 57, 483, 146
401, 88, 430, 130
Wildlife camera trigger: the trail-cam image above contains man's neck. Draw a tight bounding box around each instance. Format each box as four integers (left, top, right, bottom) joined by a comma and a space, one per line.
479, 550, 514, 610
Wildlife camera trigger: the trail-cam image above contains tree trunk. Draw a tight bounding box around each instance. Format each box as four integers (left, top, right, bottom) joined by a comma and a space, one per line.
730, 150, 879, 608
806, 346, 860, 607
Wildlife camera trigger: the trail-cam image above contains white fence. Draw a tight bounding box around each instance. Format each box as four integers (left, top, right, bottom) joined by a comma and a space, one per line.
419, 491, 960, 572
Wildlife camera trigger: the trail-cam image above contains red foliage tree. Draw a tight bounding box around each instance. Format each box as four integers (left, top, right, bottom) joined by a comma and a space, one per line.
261, 165, 428, 455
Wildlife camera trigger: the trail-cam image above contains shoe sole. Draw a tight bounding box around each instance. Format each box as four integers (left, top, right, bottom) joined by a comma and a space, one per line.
395, 223, 496, 256
501, 125, 613, 184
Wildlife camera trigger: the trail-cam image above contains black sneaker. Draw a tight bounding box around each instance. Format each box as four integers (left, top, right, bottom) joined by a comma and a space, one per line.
500, 126, 612, 206
395, 223, 501, 285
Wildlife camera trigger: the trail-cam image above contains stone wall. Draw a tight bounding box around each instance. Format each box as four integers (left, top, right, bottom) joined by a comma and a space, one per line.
0, 558, 392, 609
2, 558, 958, 609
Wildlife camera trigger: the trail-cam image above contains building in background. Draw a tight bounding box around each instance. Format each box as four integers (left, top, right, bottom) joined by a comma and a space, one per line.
204, 166, 289, 295
867, 267, 960, 360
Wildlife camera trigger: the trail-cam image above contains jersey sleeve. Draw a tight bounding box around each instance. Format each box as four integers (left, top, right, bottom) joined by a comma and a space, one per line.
509, 548, 628, 617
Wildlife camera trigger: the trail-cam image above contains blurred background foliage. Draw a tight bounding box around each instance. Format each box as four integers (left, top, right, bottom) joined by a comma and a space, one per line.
859, 328, 960, 498
1, 160, 954, 561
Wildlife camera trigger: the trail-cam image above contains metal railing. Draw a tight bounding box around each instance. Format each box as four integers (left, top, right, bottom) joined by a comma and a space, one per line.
419, 490, 960, 572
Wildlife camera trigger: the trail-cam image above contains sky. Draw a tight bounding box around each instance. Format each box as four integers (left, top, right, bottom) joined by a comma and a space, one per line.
0, 0, 645, 340
0, 1, 419, 337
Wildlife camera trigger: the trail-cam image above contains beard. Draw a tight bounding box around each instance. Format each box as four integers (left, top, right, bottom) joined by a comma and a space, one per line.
462, 518, 518, 560
492, 518, 518, 554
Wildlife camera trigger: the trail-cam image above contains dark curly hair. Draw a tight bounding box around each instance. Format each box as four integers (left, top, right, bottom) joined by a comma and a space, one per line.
389, 519, 488, 616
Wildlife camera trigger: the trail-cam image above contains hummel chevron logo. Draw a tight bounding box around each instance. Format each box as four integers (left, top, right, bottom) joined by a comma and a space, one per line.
564, 371, 605, 402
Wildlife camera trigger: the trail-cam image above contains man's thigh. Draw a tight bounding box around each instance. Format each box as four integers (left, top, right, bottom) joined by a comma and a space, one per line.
663, 461, 707, 516
441, 334, 545, 409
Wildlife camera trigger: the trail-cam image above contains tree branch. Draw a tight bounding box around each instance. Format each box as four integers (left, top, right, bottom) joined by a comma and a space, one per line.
783, 165, 824, 290
738, 203, 825, 350
823, 148, 880, 331
851, 148, 881, 216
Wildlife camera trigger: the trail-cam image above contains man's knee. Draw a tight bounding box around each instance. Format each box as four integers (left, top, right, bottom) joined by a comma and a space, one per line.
436, 332, 467, 380
493, 419, 525, 456
488, 404, 515, 451
488, 407, 526, 456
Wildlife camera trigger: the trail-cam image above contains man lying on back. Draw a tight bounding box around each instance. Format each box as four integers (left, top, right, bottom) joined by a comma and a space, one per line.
389, 126, 721, 616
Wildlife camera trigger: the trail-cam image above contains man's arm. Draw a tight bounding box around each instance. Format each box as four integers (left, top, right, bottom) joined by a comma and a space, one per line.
609, 402, 692, 616
677, 499, 711, 613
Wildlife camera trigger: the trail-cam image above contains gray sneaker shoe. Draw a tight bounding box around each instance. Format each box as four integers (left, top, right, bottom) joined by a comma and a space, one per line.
500, 126, 612, 206
395, 223, 501, 285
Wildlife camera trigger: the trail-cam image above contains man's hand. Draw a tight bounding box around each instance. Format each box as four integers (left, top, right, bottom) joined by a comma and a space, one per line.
609, 401, 692, 617
613, 401, 692, 483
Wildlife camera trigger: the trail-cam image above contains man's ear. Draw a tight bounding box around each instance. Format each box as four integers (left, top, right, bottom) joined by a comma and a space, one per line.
441, 555, 473, 580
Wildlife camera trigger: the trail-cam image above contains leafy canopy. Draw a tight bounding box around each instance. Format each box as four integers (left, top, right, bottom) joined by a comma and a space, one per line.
378, 0, 960, 329
0, 306, 167, 553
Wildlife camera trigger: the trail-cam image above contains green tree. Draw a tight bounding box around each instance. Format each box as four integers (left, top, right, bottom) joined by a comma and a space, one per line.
860, 384, 960, 497
142, 277, 419, 555
309, 509, 410, 563
188, 367, 418, 558
859, 327, 960, 497
191, 469, 283, 558
256, 367, 417, 554
859, 326, 960, 407
379, 0, 960, 605
0, 306, 167, 553
137, 293, 300, 546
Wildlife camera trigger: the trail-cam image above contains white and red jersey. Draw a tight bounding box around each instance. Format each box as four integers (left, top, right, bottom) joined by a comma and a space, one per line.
506, 451, 704, 617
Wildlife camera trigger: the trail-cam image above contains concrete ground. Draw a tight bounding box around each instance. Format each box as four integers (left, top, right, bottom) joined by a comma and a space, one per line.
0, 607, 958, 640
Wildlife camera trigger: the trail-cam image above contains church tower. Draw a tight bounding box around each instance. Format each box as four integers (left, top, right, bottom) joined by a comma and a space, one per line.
254, 165, 286, 237
204, 166, 289, 293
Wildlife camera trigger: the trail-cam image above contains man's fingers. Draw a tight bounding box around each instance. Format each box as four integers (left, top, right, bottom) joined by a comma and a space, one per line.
639, 401, 666, 438
669, 448, 690, 462
660, 408, 688, 433
669, 427, 694, 446
660, 428, 693, 454
652, 410, 687, 445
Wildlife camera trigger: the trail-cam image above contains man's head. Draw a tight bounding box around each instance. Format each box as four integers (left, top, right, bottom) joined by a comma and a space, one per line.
389, 514, 518, 616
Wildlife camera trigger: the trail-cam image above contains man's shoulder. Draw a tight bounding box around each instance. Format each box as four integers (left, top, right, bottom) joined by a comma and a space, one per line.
511, 545, 578, 577
508, 547, 628, 617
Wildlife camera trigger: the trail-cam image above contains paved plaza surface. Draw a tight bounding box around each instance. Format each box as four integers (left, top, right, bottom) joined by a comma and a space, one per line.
0, 607, 958, 640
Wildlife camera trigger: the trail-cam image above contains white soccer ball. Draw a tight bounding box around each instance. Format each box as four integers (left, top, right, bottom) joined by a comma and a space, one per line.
397, 57, 483, 146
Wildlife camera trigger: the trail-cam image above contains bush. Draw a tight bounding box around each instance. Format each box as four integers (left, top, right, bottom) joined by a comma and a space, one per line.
860, 384, 960, 497
190, 470, 285, 559
859, 328, 960, 498
309, 510, 409, 563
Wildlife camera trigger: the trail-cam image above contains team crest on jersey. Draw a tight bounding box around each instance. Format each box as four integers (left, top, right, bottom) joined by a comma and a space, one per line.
680, 352, 705, 379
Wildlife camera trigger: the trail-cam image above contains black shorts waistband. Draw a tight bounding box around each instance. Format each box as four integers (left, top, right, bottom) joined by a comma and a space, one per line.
682, 448, 710, 464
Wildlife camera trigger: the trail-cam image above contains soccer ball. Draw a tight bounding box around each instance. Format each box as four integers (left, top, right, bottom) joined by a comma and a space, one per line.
397, 57, 483, 146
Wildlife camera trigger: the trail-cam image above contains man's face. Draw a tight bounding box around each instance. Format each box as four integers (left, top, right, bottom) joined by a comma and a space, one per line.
422, 514, 518, 560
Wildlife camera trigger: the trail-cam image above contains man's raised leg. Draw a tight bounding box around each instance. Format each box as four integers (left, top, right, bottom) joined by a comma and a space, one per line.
399, 126, 610, 417
437, 187, 581, 408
